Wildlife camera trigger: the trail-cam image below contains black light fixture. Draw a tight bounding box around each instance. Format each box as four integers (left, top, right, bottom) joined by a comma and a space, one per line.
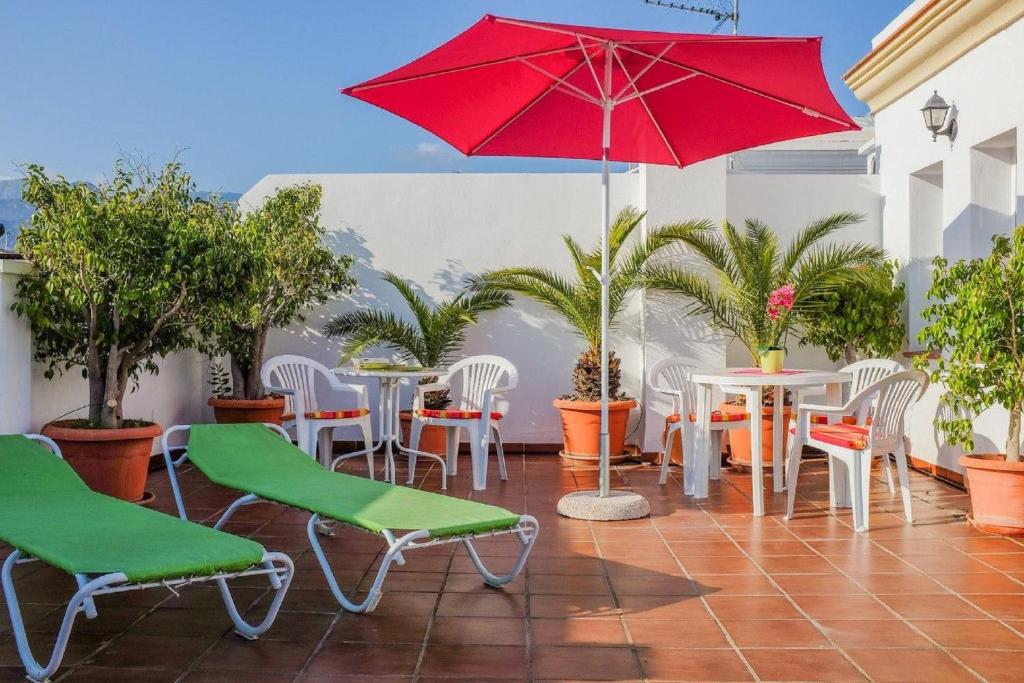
921, 90, 957, 142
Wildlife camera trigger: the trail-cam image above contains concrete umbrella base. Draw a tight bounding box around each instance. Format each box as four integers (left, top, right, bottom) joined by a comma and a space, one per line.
556, 490, 651, 521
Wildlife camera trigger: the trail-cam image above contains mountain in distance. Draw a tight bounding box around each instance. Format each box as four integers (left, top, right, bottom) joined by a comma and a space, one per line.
0, 179, 241, 251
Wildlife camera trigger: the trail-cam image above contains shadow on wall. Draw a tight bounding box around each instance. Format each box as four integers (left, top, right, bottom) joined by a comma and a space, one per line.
931, 394, 997, 464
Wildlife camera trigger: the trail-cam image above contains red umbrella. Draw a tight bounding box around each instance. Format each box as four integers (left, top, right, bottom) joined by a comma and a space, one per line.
343, 15, 858, 512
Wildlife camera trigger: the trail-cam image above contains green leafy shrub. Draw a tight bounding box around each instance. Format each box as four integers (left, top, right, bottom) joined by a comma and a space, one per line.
917, 227, 1024, 462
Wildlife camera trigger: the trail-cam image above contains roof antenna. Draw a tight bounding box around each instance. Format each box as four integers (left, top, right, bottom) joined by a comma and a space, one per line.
642, 0, 740, 35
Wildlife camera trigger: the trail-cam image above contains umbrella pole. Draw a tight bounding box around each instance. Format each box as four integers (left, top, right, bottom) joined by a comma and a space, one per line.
598, 104, 611, 498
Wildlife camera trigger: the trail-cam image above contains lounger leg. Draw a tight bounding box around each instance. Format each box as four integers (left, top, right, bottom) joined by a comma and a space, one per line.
461, 515, 540, 587
217, 552, 294, 640
306, 515, 429, 613
2, 551, 127, 683
213, 494, 261, 529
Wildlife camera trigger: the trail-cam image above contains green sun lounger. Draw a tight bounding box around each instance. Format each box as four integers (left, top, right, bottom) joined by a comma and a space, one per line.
0, 434, 294, 683
162, 423, 539, 613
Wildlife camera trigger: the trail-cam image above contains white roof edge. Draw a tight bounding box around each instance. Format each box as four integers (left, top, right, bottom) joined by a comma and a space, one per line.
872, 0, 930, 48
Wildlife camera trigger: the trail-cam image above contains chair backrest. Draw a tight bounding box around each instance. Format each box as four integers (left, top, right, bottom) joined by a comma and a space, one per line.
444, 355, 518, 412
841, 358, 903, 421
647, 357, 698, 414
260, 355, 333, 414
855, 370, 928, 447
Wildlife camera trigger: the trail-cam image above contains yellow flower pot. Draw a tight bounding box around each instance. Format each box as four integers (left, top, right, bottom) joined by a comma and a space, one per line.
760, 348, 784, 373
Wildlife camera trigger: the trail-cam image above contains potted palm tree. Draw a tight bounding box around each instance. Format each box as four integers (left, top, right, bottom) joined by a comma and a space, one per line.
323, 272, 512, 454
473, 207, 709, 461
917, 227, 1024, 535
13, 160, 234, 501
204, 183, 355, 423
643, 213, 886, 467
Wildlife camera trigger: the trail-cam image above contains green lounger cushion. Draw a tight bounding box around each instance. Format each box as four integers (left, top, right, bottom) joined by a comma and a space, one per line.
0, 435, 265, 582
187, 424, 522, 538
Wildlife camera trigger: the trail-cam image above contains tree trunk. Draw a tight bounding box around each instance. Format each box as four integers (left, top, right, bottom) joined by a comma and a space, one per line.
844, 342, 858, 366
87, 348, 105, 425
1007, 401, 1022, 463
244, 328, 268, 400
99, 349, 122, 429
230, 354, 246, 400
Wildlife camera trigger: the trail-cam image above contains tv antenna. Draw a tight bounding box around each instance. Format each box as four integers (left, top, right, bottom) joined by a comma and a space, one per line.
642, 0, 740, 35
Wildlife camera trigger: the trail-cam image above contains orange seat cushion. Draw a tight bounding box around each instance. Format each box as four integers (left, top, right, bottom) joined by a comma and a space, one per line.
666, 411, 749, 424
791, 422, 869, 450
281, 408, 370, 422
416, 409, 503, 420
809, 414, 873, 426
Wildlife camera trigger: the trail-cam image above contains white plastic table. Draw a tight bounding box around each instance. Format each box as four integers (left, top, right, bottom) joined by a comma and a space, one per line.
333, 366, 446, 487
689, 367, 852, 516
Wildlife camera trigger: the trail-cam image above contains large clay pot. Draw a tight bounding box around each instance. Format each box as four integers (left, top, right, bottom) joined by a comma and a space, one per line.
208, 396, 285, 425
553, 398, 636, 462
42, 420, 162, 502
720, 402, 791, 468
960, 454, 1024, 536
399, 411, 447, 455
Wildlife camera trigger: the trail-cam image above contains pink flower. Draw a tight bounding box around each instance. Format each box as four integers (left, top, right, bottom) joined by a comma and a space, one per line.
767, 284, 794, 320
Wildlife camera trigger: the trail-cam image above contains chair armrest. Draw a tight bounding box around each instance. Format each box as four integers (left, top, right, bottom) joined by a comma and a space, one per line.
796, 403, 851, 415
326, 378, 370, 408
490, 383, 515, 395
651, 387, 685, 415
264, 385, 295, 396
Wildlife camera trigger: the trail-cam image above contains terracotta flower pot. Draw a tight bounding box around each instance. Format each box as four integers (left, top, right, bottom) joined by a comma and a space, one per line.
720, 402, 791, 468
399, 411, 447, 455
42, 420, 162, 502
208, 395, 286, 425
960, 454, 1024, 536
553, 398, 637, 462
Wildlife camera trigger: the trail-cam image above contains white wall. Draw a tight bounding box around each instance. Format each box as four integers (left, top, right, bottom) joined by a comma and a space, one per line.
873, 15, 1024, 470
0, 260, 32, 434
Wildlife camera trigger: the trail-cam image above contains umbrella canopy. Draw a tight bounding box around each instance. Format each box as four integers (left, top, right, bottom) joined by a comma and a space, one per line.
343, 14, 859, 168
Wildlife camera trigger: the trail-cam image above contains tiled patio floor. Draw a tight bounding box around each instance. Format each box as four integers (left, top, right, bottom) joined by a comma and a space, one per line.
3, 451, 1024, 682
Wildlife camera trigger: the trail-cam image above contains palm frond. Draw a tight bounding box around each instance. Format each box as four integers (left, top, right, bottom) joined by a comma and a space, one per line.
323, 309, 425, 364
381, 271, 432, 333
781, 211, 864, 277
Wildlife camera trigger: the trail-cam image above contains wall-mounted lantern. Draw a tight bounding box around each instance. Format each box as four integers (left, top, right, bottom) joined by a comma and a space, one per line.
921, 90, 957, 142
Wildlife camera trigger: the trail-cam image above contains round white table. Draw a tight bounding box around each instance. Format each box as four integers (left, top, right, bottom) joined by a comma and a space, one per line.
689, 367, 852, 516
333, 366, 447, 487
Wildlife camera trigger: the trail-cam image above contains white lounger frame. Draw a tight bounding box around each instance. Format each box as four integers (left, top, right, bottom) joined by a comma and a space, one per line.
2, 434, 294, 683
162, 423, 539, 613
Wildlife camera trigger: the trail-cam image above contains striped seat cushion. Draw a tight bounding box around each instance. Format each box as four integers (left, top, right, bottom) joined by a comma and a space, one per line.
666, 411, 749, 424
281, 408, 370, 422
791, 422, 870, 450
416, 409, 504, 420
809, 414, 873, 426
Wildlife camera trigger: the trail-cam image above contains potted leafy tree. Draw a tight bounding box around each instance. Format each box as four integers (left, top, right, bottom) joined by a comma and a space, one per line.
323, 272, 512, 454
474, 207, 708, 462
205, 183, 355, 423
644, 213, 886, 467
917, 227, 1024, 535
13, 160, 234, 501
800, 261, 906, 364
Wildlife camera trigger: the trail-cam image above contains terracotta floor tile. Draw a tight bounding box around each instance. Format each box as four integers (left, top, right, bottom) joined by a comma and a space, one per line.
436, 592, 525, 618
877, 593, 987, 620
194, 637, 318, 674
846, 648, 975, 682
911, 619, 1024, 649
704, 595, 803, 620
741, 648, 866, 682
529, 594, 621, 619
973, 553, 1024, 572
306, 642, 421, 676
755, 554, 840, 574
418, 643, 526, 679
771, 573, 867, 595
930, 571, 1024, 594
430, 616, 525, 646
84, 634, 214, 670
327, 613, 430, 643
851, 572, 944, 594
625, 617, 730, 648
722, 618, 831, 648
949, 648, 1024, 682
531, 574, 611, 595
966, 593, 1024, 620
531, 618, 629, 647
637, 647, 753, 682
678, 556, 763, 574
607, 575, 697, 596
817, 619, 932, 649
688, 573, 781, 597
616, 595, 711, 621
667, 541, 744, 557
532, 645, 642, 680
792, 594, 899, 620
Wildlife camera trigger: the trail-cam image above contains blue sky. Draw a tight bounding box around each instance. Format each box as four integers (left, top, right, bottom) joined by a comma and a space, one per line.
0, 1, 905, 192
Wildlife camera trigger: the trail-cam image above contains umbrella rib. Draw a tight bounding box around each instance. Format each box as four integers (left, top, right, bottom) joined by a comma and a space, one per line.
616, 44, 855, 128
578, 36, 606, 100
344, 45, 582, 93
469, 58, 592, 155
616, 72, 699, 104
611, 48, 682, 168
612, 42, 674, 102
515, 57, 601, 105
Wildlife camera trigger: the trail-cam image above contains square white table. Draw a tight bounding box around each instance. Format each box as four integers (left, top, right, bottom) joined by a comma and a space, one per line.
688, 367, 852, 516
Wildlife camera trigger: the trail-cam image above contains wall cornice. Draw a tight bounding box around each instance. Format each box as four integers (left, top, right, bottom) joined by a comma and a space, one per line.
845, 0, 1024, 113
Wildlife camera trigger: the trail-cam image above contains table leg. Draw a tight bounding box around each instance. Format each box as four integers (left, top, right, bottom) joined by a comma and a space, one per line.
382, 379, 397, 484
690, 383, 712, 498
825, 381, 851, 508
772, 384, 784, 493
747, 388, 765, 516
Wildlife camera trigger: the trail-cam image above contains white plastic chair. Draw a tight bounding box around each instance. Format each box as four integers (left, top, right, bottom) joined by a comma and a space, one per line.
408, 355, 517, 491
786, 369, 928, 532
261, 355, 374, 475
648, 357, 750, 495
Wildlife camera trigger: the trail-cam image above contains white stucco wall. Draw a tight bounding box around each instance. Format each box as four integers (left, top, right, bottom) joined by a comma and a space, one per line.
872, 15, 1024, 471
